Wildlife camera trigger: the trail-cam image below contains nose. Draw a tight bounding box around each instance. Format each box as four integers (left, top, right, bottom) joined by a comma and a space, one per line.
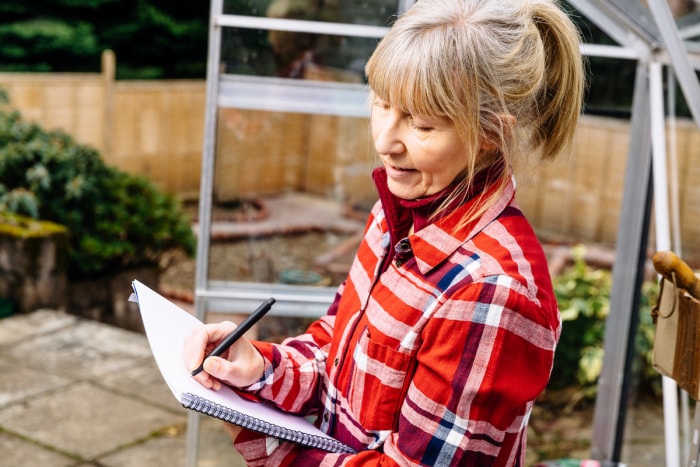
372, 109, 405, 156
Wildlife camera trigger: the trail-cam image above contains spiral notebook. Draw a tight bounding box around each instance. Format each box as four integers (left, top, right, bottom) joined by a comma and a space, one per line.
130, 280, 354, 454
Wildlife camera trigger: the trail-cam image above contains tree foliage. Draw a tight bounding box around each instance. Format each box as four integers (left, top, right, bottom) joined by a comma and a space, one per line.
0, 0, 209, 79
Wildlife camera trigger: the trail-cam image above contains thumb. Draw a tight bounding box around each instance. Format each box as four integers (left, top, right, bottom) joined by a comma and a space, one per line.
203, 356, 231, 380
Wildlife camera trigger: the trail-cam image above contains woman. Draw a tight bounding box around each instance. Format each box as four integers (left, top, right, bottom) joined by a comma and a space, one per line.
185, 0, 584, 464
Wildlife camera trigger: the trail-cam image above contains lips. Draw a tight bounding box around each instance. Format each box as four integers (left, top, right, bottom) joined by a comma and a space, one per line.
385, 164, 416, 179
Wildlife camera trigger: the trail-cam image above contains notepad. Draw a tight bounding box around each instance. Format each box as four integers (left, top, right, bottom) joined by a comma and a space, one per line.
130, 280, 354, 454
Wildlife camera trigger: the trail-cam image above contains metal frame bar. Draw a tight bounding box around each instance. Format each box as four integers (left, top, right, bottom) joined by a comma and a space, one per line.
590, 59, 654, 462
650, 59, 681, 467
185, 0, 224, 464
581, 43, 640, 60
215, 14, 389, 38
198, 281, 337, 318
218, 74, 370, 117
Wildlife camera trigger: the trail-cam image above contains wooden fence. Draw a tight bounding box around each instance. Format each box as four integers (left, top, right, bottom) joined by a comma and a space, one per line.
1, 51, 700, 252
0, 51, 205, 199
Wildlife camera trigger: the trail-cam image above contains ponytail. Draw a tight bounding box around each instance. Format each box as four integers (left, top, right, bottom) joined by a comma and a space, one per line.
530, 0, 586, 160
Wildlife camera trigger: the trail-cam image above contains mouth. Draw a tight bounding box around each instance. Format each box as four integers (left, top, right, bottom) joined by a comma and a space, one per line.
384, 164, 417, 180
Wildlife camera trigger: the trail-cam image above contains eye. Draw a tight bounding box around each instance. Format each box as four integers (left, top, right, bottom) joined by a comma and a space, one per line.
408, 116, 433, 132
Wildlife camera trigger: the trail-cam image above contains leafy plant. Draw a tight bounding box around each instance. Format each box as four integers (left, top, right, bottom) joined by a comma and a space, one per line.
0, 0, 209, 78
550, 244, 660, 398
0, 97, 195, 278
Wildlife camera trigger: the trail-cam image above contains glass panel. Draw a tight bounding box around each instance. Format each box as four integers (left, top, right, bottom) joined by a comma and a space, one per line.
223, 0, 401, 26
609, 0, 658, 33
221, 28, 380, 81
206, 104, 377, 330
672, 0, 700, 26
560, 2, 637, 117
677, 10, 700, 42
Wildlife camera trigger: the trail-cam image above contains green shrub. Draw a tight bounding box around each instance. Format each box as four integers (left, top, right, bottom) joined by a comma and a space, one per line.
550, 244, 660, 397
0, 99, 195, 279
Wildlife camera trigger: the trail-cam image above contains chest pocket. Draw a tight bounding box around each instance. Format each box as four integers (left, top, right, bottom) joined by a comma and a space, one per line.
348, 328, 414, 431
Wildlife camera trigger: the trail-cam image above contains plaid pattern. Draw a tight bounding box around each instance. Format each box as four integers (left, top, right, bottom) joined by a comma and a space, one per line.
237, 177, 560, 466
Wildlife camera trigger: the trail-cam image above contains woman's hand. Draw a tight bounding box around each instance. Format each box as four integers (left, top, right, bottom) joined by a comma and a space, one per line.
183, 321, 265, 391
223, 422, 244, 441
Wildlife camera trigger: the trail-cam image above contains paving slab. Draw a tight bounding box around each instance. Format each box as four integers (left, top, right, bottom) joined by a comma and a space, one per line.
100, 357, 184, 413
196, 417, 247, 466
0, 309, 79, 345
0, 381, 183, 460
0, 431, 76, 467
0, 356, 71, 409
3, 316, 151, 380
96, 426, 187, 467
621, 401, 667, 466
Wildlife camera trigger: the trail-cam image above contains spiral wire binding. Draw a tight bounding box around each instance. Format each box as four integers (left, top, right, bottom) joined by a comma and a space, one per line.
181, 393, 355, 454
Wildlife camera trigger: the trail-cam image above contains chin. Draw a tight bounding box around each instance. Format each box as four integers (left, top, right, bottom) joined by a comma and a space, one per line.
387, 185, 415, 200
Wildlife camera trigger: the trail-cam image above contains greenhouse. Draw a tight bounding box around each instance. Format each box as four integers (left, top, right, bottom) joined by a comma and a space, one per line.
187, 0, 700, 465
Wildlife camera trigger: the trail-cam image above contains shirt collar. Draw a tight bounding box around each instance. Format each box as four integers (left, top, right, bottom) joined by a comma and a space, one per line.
410, 175, 516, 274
372, 165, 516, 275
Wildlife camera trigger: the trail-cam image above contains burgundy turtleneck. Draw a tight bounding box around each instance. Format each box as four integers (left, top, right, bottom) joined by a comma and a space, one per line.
372, 168, 456, 247
371, 163, 503, 273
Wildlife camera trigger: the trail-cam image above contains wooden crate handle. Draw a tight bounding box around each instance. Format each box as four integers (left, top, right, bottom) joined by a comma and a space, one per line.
653, 250, 700, 300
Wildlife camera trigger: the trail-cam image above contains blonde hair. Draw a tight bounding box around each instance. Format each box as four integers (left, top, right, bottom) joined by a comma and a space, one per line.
365, 0, 585, 223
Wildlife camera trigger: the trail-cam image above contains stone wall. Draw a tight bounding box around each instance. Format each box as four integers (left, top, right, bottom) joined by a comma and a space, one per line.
0, 215, 68, 314
0, 213, 159, 332
66, 266, 159, 333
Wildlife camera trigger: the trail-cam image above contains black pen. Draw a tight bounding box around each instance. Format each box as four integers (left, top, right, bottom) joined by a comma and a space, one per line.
191, 297, 276, 377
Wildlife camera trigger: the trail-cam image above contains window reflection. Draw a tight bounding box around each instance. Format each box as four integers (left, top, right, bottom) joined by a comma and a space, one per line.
210, 108, 376, 287
221, 28, 379, 81
220, 0, 400, 80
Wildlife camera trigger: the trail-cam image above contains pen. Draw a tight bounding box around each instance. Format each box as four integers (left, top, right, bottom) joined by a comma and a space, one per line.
191, 297, 276, 377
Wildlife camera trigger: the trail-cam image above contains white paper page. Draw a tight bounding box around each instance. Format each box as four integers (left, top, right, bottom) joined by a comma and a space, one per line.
131, 280, 342, 443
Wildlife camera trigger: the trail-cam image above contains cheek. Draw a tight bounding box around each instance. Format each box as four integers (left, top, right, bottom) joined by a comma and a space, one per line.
419, 142, 465, 170
370, 120, 380, 141
369, 116, 385, 143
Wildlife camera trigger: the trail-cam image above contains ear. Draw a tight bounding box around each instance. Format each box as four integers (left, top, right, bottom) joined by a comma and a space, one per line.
479, 114, 517, 152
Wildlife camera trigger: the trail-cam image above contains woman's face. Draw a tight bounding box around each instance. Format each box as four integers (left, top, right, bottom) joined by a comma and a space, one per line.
371, 97, 471, 200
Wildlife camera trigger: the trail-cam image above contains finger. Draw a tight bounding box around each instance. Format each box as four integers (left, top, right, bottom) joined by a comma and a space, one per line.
188, 361, 223, 391
183, 322, 239, 372
183, 326, 209, 372
202, 341, 264, 388
202, 321, 240, 343
203, 356, 237, 384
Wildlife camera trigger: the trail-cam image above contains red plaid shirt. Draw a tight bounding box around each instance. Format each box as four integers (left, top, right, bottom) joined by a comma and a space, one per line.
236, 173, 560, 466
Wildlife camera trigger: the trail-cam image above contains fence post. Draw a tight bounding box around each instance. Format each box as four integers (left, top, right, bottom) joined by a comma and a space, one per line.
101, 50, 116, 161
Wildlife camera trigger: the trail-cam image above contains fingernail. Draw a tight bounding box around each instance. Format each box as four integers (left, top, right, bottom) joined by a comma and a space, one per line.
203, 357, 217, 374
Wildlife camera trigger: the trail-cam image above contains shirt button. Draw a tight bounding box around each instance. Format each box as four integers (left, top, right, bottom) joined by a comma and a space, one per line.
334, 357, 339, 366
324, 413, 330, 422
